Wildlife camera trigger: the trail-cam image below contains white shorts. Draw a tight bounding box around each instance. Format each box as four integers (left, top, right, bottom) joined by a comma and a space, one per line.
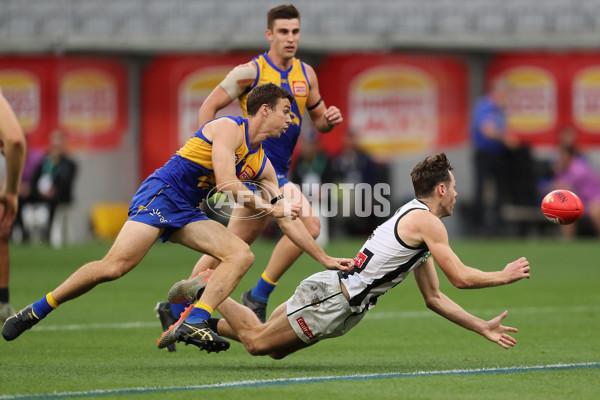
286, 270, 367, 344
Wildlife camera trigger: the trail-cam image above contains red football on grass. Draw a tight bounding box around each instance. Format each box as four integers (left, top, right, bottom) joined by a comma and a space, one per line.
541, 190, 584, 225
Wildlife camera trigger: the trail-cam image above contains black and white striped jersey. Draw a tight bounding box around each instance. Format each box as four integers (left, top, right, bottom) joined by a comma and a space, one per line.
339, 199, 432, 313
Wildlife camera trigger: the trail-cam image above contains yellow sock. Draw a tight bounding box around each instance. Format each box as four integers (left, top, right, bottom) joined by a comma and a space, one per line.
46, 292, 59, 309
193, 302, 213, 315
261, 271, 278, 286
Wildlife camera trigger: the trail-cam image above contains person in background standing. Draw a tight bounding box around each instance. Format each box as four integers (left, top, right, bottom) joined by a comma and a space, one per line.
471, 79, 517, 235
29, 129, 77, 243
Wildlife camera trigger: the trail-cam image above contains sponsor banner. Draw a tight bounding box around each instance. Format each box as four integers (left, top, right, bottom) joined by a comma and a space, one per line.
0, 57, 128, 151
178, 67, 241, 146
566, 54, 600, 145
56, 59, 128, 150
317, 54, 468, 160
486, 54, 564, 146
141, 54, 254, 178
0, 57, 54, 148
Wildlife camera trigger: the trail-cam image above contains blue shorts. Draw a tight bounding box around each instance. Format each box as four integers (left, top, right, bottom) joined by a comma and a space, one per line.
276, 173, 289, 187
128, 177, 209, 242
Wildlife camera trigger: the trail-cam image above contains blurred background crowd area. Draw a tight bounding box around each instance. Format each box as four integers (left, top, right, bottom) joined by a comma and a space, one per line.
2, 0, 600, 244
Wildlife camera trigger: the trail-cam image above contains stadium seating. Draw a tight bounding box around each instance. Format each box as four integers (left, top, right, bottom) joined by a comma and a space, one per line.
1, 0, 600, 52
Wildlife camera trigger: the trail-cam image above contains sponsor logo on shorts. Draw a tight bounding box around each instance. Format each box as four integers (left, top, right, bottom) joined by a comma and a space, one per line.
150, 209, 170, 223
296, 317, 314, 340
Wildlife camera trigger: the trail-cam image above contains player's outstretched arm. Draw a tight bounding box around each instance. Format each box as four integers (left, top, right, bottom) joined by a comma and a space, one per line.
419, 212, 530, 288
413, 259, 518, 349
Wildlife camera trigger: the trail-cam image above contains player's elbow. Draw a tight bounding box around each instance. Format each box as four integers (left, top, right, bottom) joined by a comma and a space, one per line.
304, 215, 321, 239
448, 274, 474, 289
451, 278, 470, 289
423, 293, 442, 311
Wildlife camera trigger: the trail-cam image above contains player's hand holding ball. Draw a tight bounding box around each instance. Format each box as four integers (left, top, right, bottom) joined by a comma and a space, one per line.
541, 189, 583, 225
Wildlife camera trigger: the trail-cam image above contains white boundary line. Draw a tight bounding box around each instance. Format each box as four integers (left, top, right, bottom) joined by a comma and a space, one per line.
30, 304, 600, 331
1, 362, 598, 400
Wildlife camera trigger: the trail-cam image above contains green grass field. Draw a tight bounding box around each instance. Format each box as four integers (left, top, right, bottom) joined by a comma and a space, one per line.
1, 237, 599, 399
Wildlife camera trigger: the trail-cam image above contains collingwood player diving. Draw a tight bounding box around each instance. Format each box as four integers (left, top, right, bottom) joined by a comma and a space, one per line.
164, 152, 531, 358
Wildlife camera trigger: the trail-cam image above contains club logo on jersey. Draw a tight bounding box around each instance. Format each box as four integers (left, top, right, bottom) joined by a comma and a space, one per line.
296, 317, 314, 340
292, 81, 308, 97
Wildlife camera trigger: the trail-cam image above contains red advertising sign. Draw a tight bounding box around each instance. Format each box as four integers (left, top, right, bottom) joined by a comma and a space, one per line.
316, 53, 468, 160
486, 53, 565, 146
0, 57, 128, 151
565, 54, 600, 145
141, 54, 254, 178
0, 57, 54, 148
56, 59, 128, 150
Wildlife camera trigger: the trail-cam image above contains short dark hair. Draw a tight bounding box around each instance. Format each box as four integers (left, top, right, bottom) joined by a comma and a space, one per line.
411, 152, 454, 198
247, 83, 294, 116
267, 4, 300, 30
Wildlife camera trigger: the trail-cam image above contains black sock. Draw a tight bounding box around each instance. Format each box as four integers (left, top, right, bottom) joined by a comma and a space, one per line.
0, 287, 8, 303
207, 317, 221, 333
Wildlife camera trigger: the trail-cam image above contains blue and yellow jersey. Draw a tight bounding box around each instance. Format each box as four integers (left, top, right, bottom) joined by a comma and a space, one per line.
238, 52, 311, 175
150, 116, 267, 207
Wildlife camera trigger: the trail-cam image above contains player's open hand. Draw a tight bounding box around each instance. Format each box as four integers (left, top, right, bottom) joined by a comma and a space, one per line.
503, 257, 531, 283
482, 310, 518, 349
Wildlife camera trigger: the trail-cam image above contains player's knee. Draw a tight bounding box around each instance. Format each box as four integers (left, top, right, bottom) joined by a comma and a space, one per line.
245, 342, 276, 358
241, 337, 262, 356
226, 243, 254, 271
240, 333, 274, 357
99, 259, 135, 281
237, 243, 255, 269
243, 343, 261, 357
268, 352, 288, 360
304, 216, 321, 239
